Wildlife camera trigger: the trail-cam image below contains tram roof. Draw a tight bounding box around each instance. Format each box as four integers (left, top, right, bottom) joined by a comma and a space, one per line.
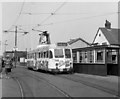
28, 43, 71, 53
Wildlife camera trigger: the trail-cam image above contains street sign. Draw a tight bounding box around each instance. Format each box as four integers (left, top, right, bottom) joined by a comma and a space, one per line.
13, 47, 18, 51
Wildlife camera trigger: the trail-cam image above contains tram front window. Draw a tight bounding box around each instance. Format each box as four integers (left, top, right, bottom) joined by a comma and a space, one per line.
54, 49, 64, 58
65, 49, 71, 58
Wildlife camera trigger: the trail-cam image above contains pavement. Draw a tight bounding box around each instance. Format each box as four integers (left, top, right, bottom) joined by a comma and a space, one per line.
0, 72, 119, 98
74, 73, 119, 95
0, 74, 21, 98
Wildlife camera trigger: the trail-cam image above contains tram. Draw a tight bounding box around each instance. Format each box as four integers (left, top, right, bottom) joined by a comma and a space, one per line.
27, 42, 73, 73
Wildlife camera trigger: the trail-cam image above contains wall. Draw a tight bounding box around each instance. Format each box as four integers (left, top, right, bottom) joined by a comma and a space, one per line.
73, 63, 107, 76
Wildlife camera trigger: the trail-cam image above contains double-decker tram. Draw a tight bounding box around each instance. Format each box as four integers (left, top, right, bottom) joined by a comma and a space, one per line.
27, 42, 73, 73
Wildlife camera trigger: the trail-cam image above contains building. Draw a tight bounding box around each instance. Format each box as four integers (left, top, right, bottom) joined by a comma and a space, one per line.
72, 20, 120, 76
93, 20, 120, 46
4, 51, 27, 62
68, 38, 91, 49
67, 38, 91, 63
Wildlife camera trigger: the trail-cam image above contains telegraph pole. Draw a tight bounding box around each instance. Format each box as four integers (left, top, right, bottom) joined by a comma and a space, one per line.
4, 40, 8, 52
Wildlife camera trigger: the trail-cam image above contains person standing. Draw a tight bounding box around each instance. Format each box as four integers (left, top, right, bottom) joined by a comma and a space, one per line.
0, 56, 2, 78
4, 55, 13, 78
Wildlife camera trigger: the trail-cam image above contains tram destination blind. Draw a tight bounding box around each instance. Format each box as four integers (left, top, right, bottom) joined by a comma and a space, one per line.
57, 42, 68, 46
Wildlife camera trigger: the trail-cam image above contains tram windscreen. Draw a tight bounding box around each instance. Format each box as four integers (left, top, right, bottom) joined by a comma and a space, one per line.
65, 49, 71, 58
54, 49, 64, 58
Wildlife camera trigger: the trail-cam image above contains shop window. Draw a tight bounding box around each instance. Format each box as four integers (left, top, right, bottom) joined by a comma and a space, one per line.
87, 50, 94, 63
96, 50, 104, 63
79, 51, 87, 63
107, 49, 118, 64
84, 51, 87, 63
107, 49, 112, 63
73, 52, 77, 63
79, 51, 82, 63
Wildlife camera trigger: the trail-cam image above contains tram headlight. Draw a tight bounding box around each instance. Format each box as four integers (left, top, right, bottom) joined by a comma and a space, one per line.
70, 62, 72, 66
56, 63, 58, 66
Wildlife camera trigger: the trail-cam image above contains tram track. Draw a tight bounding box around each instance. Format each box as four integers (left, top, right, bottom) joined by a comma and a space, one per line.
10, 73, 35, 98
12, 69, 73, 98
26, 71, 73, 99
57, 74, 119, 98
10, 74, 25, 99
26, 68, 119, 98
12, 67, 119, 98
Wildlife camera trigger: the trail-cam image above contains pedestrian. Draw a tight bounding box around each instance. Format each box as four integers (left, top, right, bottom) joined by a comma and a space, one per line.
4, 55, 13, 79
0, 56, 5, 79
0, 56, 2, 78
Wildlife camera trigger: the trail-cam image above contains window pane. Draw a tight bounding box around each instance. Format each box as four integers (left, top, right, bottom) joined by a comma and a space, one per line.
73, 52, 77, 63
65, 49, 71, 58
107, 49, 112, 63
107, 49, 118, 64
49, 51, 53, 58
54, 49, 64, 58
96, 50, 104, 63
79, 51, 82, 63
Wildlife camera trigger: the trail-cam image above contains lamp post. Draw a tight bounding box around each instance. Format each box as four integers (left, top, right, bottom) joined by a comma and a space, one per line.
4, 40, 8, 52
4, 26, 28, 68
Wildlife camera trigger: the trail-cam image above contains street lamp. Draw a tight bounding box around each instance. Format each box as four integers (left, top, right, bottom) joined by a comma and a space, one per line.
4, 40, 8, 57
4, 40, 8, 52
4, 26, 28, 68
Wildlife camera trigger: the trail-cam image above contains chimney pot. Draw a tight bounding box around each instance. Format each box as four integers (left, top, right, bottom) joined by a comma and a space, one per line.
105, 20, 111, 29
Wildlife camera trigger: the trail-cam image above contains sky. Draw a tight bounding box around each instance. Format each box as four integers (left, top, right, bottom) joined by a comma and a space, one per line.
0, 0, 119, 54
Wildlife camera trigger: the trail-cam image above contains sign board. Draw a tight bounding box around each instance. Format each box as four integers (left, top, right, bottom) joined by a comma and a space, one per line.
57, 42, 68, 47
20, 57, 25, 63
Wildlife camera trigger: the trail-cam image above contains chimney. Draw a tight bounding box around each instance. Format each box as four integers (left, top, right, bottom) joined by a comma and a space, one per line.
105, 20, 111, 29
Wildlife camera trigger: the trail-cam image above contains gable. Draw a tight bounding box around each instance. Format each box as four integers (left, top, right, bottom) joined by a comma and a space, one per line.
93, 29, 109, 45
70, 39, 90, 49
93, 27, 119, 45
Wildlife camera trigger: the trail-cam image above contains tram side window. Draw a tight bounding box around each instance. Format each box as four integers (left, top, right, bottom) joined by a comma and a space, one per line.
54, 49, 64, 58
65, 49, 71, 58
41, 52, 43, 58
44, 51, 48, 58
46, 51, 49, 58
39, 52, 40, 58
32, 53, 34, 58
30, 54, 31, 58
49, 51, 53, 58
27, 54, 29, 59
44, 52, 46, 58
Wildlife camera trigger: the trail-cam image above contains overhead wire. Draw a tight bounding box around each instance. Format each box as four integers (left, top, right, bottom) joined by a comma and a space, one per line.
32, 1, 67, 30
17, 11, 118, 29
7, 0, 25, 31
33, 11, 118, 27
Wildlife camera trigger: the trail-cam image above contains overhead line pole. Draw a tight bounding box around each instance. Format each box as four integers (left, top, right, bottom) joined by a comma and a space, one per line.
4, 25, 28, 68
14, 26, 17, 68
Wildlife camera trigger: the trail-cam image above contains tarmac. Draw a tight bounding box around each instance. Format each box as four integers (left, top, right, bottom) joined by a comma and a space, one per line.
0, 72, 119, 98
0, 74, 21, 98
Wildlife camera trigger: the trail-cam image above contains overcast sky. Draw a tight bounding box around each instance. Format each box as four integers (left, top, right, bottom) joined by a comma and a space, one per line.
1, 1, 119, 53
